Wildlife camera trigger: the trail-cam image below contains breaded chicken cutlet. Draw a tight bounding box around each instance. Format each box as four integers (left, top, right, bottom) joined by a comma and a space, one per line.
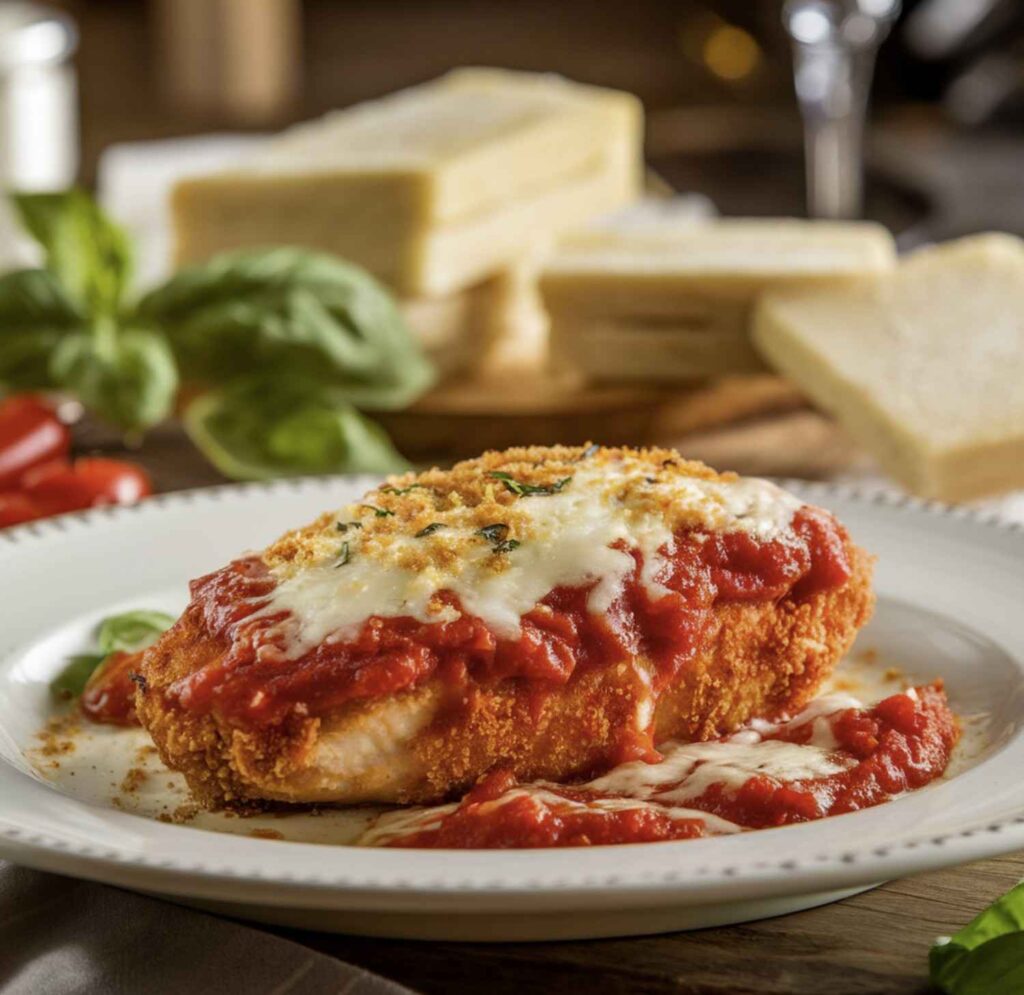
136, 445, 874, 808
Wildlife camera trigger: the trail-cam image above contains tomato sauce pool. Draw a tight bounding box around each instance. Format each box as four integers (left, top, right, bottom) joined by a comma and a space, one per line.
370, 685, 959, 849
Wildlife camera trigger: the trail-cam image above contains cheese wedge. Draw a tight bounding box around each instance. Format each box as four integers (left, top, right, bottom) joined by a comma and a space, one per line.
753, 233, 1024, 501
172, 68, 642, 295
540, 217, 895, 382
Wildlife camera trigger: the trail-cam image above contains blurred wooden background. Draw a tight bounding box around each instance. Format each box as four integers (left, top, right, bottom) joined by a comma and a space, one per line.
47, 0, 936, 184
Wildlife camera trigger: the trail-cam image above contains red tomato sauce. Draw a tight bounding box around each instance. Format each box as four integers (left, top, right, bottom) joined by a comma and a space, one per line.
80, 649, 147, 726
167, 506, 851, 727
382, 685, 958, 848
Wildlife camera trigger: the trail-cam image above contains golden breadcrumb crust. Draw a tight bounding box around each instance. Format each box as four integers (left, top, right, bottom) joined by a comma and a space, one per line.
263, 445, 727, 583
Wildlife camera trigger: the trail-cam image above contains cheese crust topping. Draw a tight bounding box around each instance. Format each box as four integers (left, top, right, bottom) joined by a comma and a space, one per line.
254, 446, 802, 656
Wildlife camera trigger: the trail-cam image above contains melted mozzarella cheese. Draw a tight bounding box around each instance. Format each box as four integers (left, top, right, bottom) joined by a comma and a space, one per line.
253, 464, 801, 656
588, 693, 858, 802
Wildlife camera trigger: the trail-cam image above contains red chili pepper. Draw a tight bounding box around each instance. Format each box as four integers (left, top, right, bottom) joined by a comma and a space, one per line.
21, 457, 153, 516
0, 395, 70, 490
0, 491, 42, 527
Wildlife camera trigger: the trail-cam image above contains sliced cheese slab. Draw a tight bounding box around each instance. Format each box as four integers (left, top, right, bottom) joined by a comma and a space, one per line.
753, 233, 1024, 501
172, 68, 642, 295
541, 218, 897, 320
540, 217, 895, 382
550, 319, 764, 382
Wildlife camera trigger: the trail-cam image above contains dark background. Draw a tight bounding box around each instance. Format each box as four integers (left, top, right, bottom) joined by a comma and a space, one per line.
51, 0, 1024, 183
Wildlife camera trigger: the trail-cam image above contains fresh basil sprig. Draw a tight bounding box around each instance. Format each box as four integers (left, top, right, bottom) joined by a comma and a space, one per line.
0, 269, 82, 388
135, 247, 435, 411
182, 376, 409, 480
14, 189, 132, 318
96, 610, 176, 655
930, 881, 1024, 994
6, 190, 176, 432
50, 609, 175, 700
0, 190, 434, 476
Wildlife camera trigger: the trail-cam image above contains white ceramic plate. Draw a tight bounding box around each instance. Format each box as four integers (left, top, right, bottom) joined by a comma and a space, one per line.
1, 478, 1023, 942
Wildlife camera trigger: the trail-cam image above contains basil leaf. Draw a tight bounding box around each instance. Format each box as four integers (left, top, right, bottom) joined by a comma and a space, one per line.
930, 882, 1024, 994
381, 484, 427, 496
477, 523, 510, 544
97, 610, 175, 655
488, 471, 572, 497
49, 610, 173, 702
183, 376, 410, 480
137, 247, 435, 409
50, 653, 107, 701
11, 190, 132, 317
0, 268, 83, 388
51, 327, 178, 432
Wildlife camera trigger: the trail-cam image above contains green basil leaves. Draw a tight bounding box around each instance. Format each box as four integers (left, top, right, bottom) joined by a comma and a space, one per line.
5, 190, 169, 432
96, 610, 176, 655
50, 609, 175, 700
51, 326, 178, 433
12, 190, 133, 318
0, 269, 82, 389
136, 248, 434, 411
182, 377, 409, 480
0, 191, 434, 474
930, 882, 1024, 994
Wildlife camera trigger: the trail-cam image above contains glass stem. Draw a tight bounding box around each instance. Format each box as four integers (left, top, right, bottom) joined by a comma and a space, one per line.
792, 37, 877, 219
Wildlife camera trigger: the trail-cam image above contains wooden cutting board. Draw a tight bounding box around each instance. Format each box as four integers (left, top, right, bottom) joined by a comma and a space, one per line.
378, 369, 864, 478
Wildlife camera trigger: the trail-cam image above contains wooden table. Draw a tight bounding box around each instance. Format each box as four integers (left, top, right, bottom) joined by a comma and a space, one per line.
107, 429, 1019, 995
271, 854, 1024, 994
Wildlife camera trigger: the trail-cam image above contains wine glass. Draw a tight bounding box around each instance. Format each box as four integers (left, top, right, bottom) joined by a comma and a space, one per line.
783, 0, 901, 219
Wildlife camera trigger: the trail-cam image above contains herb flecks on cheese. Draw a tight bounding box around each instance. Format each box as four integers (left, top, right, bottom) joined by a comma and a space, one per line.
257, 445, 802, 655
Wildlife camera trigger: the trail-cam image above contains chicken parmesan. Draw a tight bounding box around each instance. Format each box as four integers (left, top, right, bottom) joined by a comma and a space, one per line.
134, 445, 874, 807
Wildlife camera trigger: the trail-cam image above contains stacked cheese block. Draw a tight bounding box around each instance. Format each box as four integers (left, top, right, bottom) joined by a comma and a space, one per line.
173, 68, 642, 378
541, 213, 897, 383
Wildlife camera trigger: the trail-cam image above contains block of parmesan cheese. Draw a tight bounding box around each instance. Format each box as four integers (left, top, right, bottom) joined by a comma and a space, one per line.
172, 68, 642, 296
753, 234, 1024, 501
540, 216, 896, 382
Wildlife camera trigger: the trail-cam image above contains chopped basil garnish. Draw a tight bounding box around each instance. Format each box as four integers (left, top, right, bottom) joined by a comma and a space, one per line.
477, 523, 509, 543
361, 504, 394, 517
476, 522, 519, 555
334, 541, 351, 567
335, 520, 363, 532
415, 523, 445, 538
488, 471, 572, 497
380, 483, 428, 496
580, 444, 600, 460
